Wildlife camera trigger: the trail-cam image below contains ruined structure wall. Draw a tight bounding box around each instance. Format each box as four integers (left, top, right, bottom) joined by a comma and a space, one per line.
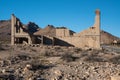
11, 14, 15, 45
74, 28, 96, 36
56, 36, 100, 49
56, 29, 71, 37
74, 10, 100, 37
11, 9, 101, 49
55, 9, 101, 49
11, 14, 32, 45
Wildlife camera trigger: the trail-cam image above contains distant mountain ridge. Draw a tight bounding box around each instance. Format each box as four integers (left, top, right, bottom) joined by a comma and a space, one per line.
0, 20, 119, 44
101, 30, 120, 44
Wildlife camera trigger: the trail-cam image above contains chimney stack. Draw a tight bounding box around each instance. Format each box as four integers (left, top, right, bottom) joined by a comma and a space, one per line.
94, 9, 100, 35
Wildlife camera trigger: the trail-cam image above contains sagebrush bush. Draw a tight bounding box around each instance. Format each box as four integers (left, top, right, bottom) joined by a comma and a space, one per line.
61, 53, 78, 62
0, 43, 4, 50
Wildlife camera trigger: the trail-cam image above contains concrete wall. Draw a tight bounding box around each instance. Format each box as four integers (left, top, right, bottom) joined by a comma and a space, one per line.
55, 36, 100, 49
56, 29, 68, 37
56, 29, 72, 37
11, 14, 32, 45
55, 9, 101, 49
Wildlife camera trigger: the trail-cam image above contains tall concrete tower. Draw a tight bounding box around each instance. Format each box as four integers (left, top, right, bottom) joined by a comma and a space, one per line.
94, 9, 100, 35
94, 9, 101, 49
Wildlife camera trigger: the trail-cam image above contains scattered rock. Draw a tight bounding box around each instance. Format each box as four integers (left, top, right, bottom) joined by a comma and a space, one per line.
111, 75, 120, 80
0, 45, 120, 80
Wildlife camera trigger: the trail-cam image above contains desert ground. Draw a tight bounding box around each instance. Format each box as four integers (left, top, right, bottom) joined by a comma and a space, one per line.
0, 44, 120, 80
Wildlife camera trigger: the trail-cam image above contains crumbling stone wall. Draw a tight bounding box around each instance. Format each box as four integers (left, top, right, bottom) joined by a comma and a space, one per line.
56, 28, 73, 37
11, 14, 32, 45
11, 9, 101, 49
55, 9, 101, 49
55, 36, 100, 49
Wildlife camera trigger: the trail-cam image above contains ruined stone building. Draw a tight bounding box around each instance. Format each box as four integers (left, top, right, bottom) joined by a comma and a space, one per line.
11, 9, 101, 49
11, 14, 31, 45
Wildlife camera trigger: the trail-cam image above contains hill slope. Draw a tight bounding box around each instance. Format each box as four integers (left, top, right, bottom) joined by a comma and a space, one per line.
101, 30, 120, 44
0, 20, 11, 43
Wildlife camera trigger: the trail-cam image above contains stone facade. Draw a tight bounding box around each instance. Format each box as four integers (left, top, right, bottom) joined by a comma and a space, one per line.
56, 28, 74, 37
55, 9, 101, 49
11, 14, 32, 45
11, 9, 101, 49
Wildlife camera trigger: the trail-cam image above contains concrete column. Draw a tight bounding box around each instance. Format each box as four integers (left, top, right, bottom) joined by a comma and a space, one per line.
17, 21, 20, 33
94, 9, 100, 35
14, 17, 17, 34
41, 35, 44, 45
28, 37, 31, 44
20, 26, 23, 33
18, 21, 23, 33
52, 37, 55, 46
11, 14, 15, 45
94, 9, 101, 49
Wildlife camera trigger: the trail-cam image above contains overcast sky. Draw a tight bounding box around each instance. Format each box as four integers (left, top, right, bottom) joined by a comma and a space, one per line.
0, 0, 120, 37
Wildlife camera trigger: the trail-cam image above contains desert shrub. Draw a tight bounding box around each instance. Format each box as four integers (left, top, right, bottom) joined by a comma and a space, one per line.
85, 56, 105, 62
17, 54, 31, 60
0, 43, 1, 50
0, 43, 4, 50
73, 48, 82, 53
61, 53, 78, 62
7, 54, 31, 64
84, 52, 107, 62
40, 50, 50, 57
39, 48, 55, 57
109, 55, 120, 64
31, 48, 37, 52
28, 58, 53, 71
0, 74, 15, 80
54, 46, 64, 52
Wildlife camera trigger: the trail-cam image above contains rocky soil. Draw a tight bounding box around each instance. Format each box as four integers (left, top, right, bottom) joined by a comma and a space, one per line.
0, 44, 120, 80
